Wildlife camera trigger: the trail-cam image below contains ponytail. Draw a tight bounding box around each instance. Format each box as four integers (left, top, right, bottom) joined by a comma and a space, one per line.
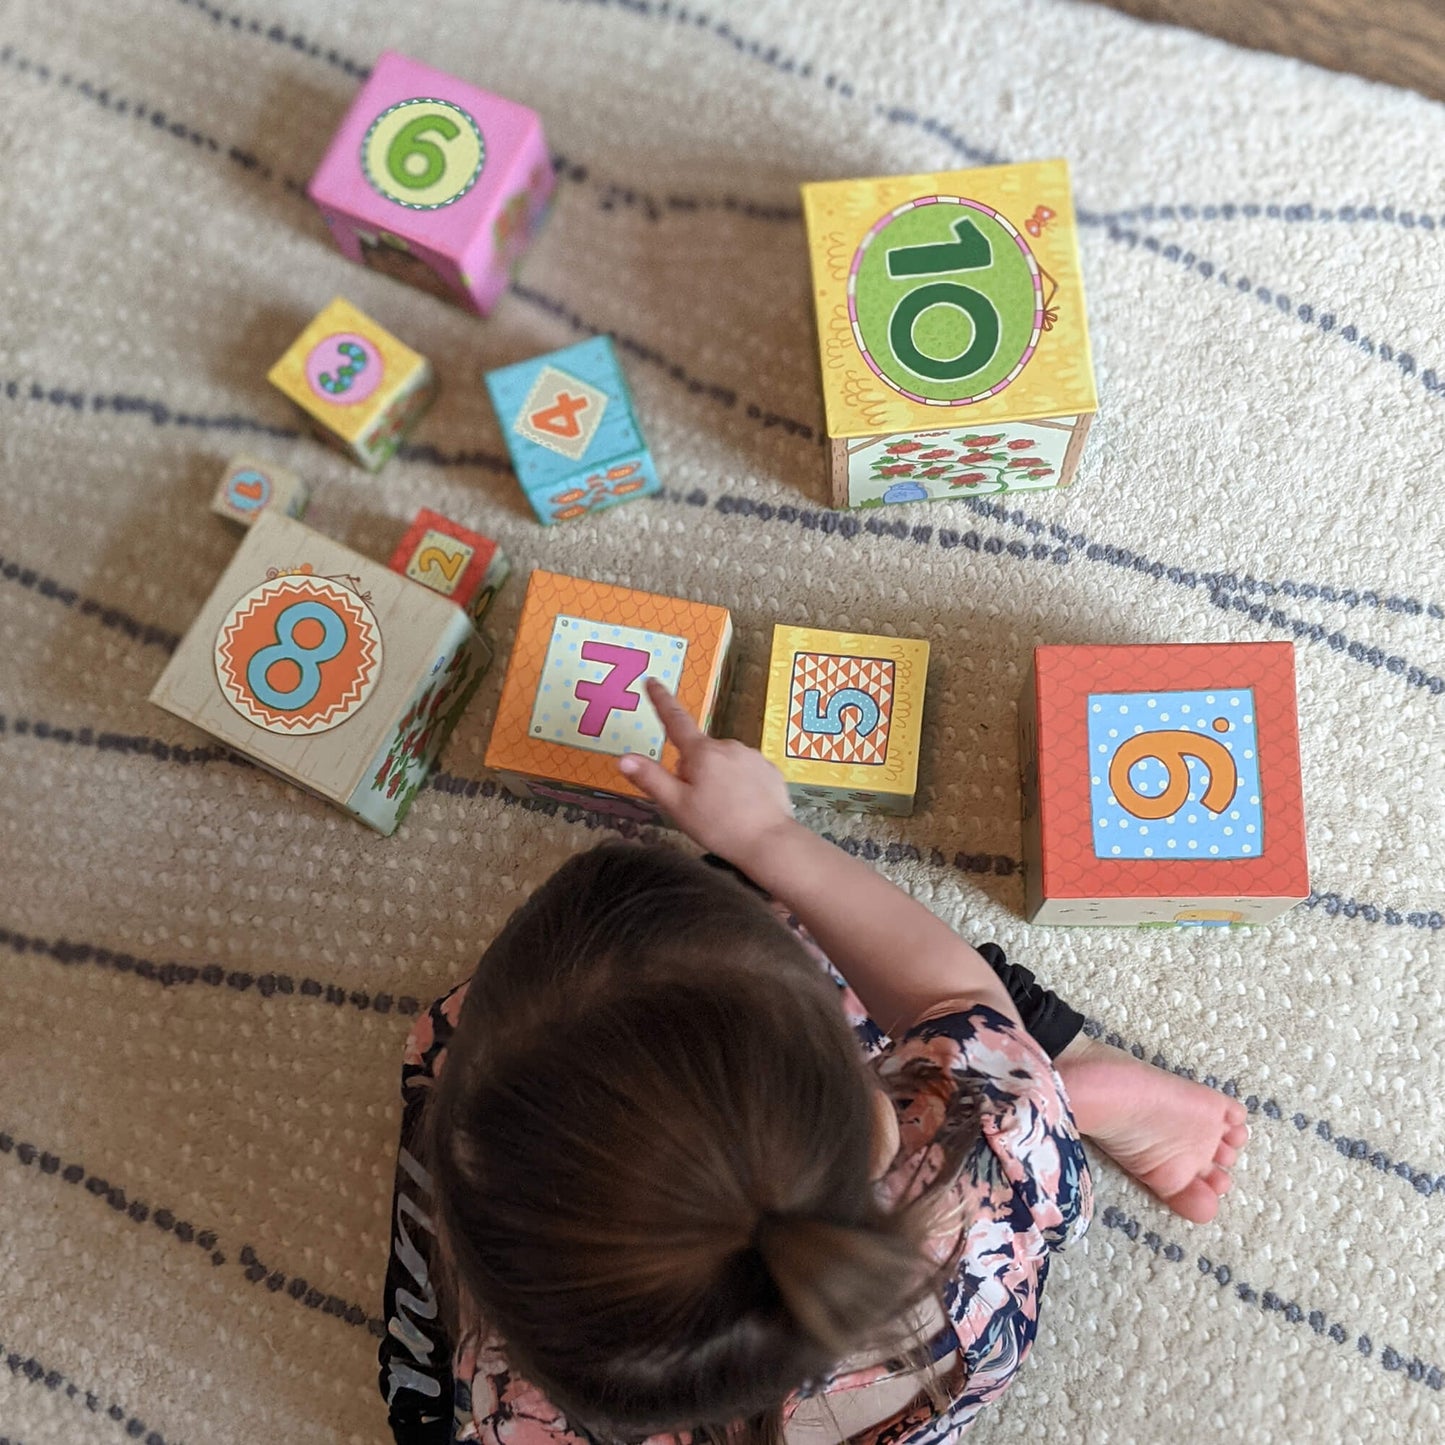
753, 1213, 935, 1359
424, 843, 984, 1445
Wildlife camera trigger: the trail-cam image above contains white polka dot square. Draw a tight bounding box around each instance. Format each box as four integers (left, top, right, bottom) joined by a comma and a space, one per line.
1086, 688, 1263, 859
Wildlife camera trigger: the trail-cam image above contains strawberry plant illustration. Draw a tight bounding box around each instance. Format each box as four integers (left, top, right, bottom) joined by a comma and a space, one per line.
370, 644, 483, 815
867, 432, 1057, 495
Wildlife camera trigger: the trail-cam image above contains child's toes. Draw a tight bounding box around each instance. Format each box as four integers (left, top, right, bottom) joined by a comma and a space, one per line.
1203, 1164, 1234, 1198
1167, 1177, 1225, 1224
1214, 1139, 1239, 1170
1222, 1120, 1250, 1150
1223, 1100, 1248, 1129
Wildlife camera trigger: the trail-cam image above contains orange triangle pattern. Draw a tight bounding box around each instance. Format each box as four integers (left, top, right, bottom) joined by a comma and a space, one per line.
786, 653, 895, 764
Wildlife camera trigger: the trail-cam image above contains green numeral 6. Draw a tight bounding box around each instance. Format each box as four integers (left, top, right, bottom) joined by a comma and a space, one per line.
385, 113, 461, 191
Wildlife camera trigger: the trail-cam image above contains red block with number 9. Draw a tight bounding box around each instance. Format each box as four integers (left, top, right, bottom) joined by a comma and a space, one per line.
1020, 642, 1308, 926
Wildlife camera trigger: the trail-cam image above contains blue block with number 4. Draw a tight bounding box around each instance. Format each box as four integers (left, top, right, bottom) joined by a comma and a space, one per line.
484, 335, 661, 526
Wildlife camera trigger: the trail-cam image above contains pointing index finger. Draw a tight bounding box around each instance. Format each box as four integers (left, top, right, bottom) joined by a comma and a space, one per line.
646, 678, 705, 756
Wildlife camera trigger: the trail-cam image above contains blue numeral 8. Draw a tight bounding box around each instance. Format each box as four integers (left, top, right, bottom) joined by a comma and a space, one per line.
246, 601, 348, 711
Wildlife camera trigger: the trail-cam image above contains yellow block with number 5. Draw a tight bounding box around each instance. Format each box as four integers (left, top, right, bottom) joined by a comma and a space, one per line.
760, 624, 930, 817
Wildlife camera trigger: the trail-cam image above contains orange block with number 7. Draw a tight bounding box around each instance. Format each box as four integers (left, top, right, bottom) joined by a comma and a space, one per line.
485, 569, 734, 824
387, 508, 510, 626
1020, 642, 1308, 926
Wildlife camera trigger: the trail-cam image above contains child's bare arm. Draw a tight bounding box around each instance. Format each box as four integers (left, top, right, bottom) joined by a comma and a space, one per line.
619, 681, 1021, 1036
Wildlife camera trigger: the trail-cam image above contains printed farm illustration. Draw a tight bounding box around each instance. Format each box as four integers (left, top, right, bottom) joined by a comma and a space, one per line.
846, 417, 1083, 507
368, 642, 482, 816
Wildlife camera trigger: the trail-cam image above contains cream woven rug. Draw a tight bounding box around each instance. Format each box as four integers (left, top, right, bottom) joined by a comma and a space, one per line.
3, 1, 1443, 1441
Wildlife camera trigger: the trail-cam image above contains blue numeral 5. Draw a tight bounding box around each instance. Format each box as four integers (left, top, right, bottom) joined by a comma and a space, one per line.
801, 687, 881, 737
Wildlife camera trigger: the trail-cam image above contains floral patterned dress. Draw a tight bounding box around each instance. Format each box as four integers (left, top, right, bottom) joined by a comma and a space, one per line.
378, 904, 1092, 1445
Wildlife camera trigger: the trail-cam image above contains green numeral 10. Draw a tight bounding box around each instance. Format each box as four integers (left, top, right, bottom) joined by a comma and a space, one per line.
885, 216, 1000, 382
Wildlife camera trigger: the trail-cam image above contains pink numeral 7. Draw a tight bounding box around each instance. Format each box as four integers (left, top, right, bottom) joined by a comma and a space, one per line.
574, 642, 650, 736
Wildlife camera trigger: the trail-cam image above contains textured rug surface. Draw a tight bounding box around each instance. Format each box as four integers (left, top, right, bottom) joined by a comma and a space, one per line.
3, 1, 1444, 1442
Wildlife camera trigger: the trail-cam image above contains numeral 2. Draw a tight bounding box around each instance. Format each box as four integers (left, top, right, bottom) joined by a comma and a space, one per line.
416, 546, 465, 584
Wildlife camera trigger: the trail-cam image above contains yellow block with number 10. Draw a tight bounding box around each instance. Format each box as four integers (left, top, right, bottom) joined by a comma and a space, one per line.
802, 159, 1097, 507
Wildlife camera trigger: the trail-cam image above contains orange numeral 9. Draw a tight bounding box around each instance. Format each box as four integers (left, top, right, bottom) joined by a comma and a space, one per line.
1108, 730, 1238, 820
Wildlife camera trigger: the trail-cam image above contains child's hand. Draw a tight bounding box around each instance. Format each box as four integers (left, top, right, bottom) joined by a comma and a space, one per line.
618, 680, 794, 864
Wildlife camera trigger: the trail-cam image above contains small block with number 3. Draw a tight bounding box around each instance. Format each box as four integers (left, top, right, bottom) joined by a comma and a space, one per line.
210, 454, 310, 528
306, 50, 554, 316
267, 297, 435, 472
484, 335, 662, 526
387, 507, 509, 625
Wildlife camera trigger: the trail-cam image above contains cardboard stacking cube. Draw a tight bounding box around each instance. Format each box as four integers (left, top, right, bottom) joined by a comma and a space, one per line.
210, 454, 309, 528
485, 569, 733, 823
760, 624, 929, 817
267, 297, 435, 472
150, 512, 492, 836
484, 336, 661, 525
387, 507, 510, 625
801, 158, 1097, 510
1019, 642, 1309, 925
308, 50, 554, 315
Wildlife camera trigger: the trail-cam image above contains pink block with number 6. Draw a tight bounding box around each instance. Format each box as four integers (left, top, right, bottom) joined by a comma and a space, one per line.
307, 51, 554, 316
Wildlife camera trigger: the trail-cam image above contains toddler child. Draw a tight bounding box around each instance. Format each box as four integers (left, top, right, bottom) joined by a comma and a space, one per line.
380, 682, 1247, 1444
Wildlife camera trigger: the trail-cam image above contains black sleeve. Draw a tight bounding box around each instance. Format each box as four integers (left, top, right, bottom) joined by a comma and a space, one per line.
975, 942, 1085, 1060
378, 1065, 455, 1444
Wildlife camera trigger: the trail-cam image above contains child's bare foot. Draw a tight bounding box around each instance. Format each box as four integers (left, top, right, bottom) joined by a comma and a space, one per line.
1056, 1035, 1250, 1224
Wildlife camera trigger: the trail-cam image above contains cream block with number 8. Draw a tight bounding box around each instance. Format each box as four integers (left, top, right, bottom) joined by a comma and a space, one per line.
150, 512, 491, 835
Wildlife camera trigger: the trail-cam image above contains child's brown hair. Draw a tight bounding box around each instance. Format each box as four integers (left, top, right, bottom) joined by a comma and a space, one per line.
424, 843, 979, 1444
